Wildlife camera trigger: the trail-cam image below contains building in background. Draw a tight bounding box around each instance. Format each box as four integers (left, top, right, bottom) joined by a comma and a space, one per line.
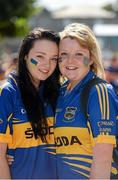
0, 3, 118, 61
28, 5, 118, 59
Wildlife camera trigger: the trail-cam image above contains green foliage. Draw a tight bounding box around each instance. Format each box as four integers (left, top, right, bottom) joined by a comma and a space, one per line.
15, 18, 30, 37
103, 4, 113, 12
103, 1, 118, 14
0, 0, 38, 37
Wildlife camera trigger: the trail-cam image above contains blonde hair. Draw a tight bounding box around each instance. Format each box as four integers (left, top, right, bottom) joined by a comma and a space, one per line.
60, 23, 105, 79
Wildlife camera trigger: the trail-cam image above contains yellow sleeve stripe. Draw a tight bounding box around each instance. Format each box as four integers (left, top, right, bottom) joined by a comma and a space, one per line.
99, 84, 106, 119
95, 83, 109, 120
94, 135, 116, 146
102, 83, 109, 119
95, 85, 103, 119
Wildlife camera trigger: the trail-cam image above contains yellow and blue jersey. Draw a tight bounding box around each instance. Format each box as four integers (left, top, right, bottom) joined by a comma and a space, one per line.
0, 73, 56, 179
54, 70, 118, 179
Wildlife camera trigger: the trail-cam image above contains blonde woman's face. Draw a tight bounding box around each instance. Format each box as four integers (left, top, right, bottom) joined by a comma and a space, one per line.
59, 37, 93, 83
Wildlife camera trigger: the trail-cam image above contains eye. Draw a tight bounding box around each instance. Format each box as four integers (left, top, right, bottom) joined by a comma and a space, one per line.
58, 52, 68, 62
50, 57, 58, 62
75, 52, 83, 57
58, 57, 63, 62
60, 52, 68, 56
37, 55, 44, 59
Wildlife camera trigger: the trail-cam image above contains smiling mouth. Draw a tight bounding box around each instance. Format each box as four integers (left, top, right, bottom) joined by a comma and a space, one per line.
66, 67, 78, 70
39, 69, 49, 74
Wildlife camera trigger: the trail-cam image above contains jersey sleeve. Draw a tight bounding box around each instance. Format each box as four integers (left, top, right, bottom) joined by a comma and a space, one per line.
88, 83, 117, 146
0, 85, 14, 143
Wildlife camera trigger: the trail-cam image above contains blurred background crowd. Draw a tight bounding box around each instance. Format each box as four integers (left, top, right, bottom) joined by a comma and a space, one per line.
0, 0, 118, 94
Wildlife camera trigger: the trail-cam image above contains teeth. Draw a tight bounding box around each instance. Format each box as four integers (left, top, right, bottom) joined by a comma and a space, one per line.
66, 67, 77, 70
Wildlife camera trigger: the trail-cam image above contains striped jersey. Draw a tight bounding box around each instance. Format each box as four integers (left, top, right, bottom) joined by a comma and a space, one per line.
54, 70, 118, 179
0, 72, 56, 179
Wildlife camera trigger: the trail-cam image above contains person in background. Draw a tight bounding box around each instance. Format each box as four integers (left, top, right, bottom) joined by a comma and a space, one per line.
0, 27, 60, 179
4, 53, 18, 78
54, 23, 118, 179
0, 53, 18, 85
0, 61, 5, 83
105, 55, 118, 95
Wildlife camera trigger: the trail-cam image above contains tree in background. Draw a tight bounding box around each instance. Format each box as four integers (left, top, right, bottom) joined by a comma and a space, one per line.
0, 0, 40, 37
103, 0, 118, 15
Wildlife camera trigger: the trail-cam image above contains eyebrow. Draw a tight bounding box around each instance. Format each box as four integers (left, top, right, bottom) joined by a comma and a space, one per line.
59, 50, 85, 53
59, 50, 68, 53
36, 51, 46, 55
36, 51, 58, 57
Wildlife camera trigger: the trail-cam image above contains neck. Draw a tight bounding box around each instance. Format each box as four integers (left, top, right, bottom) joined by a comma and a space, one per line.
67, 80, 79, 91
67, 70, 90, 91
32, 78, 40, 89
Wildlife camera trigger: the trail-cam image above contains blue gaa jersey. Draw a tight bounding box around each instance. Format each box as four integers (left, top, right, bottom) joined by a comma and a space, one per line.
0, 72, 57, 179
54, 70, 118, 179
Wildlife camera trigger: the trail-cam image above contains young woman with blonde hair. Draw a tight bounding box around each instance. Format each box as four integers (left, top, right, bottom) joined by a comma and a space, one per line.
54, 23, 118, 179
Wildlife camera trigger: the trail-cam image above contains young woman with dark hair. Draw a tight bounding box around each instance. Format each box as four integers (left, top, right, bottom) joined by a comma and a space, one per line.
0, 27, 60, 179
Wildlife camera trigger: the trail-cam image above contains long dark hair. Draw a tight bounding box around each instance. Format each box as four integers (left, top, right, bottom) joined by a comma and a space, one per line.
18, 27, 60, 142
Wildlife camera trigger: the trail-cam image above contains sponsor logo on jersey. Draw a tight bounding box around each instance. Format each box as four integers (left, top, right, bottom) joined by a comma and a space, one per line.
55, 135, 82, 147
64, 107, 77, 121
25, 126, 54, 138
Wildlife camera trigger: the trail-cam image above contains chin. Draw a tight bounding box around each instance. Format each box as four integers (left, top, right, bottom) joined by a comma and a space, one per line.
67, 76, 77, 81
41, 76, 49, 81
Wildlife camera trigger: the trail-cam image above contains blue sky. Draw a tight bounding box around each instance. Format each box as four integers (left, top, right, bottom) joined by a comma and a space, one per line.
38, 0, 116, 10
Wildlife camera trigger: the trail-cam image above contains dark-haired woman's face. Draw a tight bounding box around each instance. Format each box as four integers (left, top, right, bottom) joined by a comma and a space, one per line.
26, 39, 59, 87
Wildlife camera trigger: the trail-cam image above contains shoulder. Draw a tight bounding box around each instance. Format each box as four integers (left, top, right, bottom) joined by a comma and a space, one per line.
0, 80, 18, 100
90, 82, 116, 97
89, 82, 118, 110
1, 71, 18, 94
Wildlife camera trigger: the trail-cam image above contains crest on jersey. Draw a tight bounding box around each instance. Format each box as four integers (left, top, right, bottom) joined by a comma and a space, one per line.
64, 107, 77, 121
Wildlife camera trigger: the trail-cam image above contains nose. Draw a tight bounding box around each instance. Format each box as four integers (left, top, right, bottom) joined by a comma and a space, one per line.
41, 58, 50, 68
67, 54, 73, 64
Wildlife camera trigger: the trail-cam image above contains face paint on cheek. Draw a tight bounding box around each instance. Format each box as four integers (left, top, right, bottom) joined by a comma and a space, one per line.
30, 58, 38, 66
83, 56, 90, 67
